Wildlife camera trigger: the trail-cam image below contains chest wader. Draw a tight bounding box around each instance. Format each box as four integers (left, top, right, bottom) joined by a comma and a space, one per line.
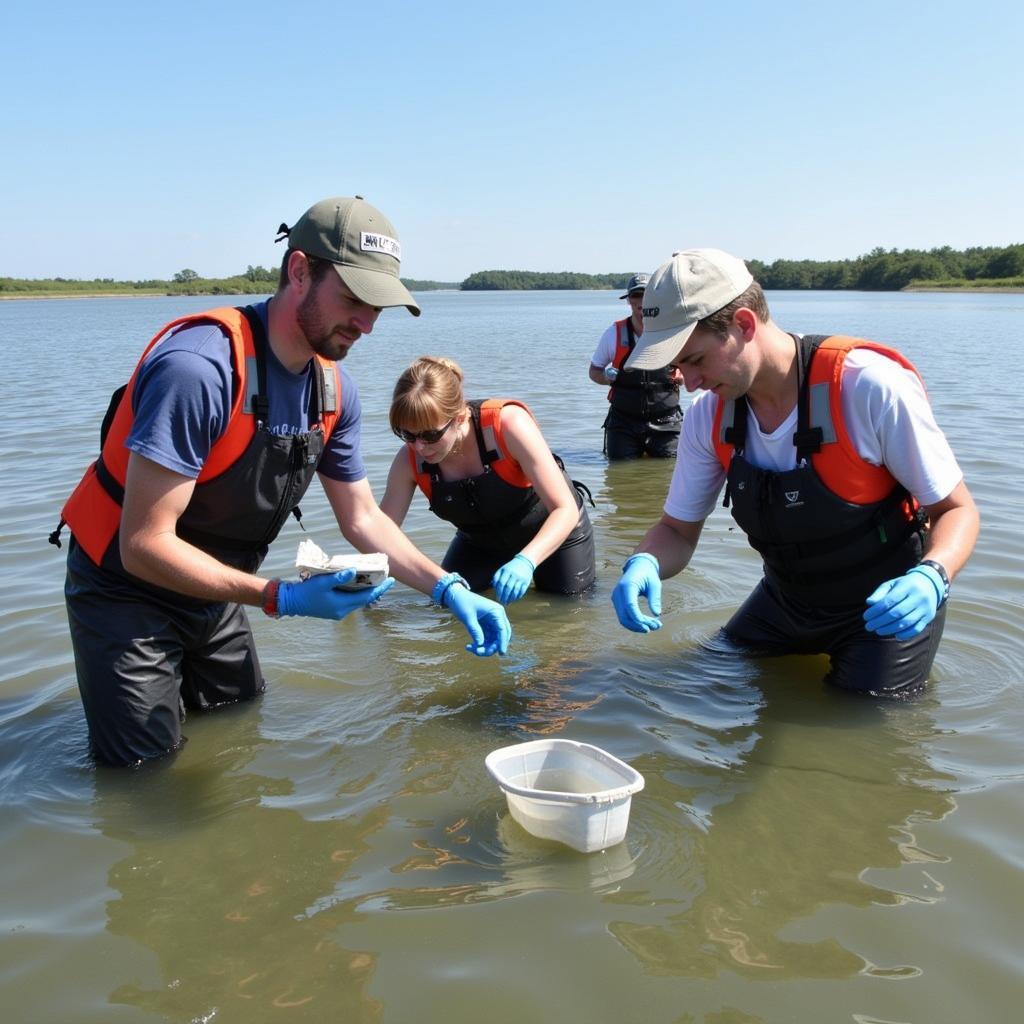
603, 319, 681, 455
61, 307, 339, 764
721, 335, 926, 609
417, 401, 596, 593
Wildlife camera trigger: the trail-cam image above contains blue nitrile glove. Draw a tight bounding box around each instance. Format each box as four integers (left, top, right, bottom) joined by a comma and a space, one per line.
444, 582, 512, 656
611, 553, 663, 633
604, 365, 619, 383
491, 553, 536, 605
863, 564, 944, 640
278, 569, 395, 620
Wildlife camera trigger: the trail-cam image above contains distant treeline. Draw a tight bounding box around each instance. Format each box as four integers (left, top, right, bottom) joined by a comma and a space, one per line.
400, 278, 460, 291
4, 244, 1023, 297
0, 264, 459, 297
461, 270, 628, 291
459, 244, 1024, 292
748, 244, 1024, 291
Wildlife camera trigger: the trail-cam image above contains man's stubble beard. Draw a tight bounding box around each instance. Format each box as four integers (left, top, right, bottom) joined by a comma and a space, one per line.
296, 280, 352, 362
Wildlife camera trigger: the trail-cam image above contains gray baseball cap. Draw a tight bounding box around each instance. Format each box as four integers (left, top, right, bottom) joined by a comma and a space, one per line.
625, 249, 753, 370
619, 273, 650, 299
279, 196, 421, 316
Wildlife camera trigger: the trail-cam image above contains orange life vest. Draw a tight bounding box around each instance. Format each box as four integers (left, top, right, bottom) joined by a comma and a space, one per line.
408, 398, 534, 501
606, 317, 681, 420
712, 335, 923, 505
60, 306, 341, 566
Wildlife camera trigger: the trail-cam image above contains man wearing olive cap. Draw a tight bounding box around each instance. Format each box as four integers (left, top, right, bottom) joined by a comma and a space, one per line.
56, 196, 512, 766
610, 248, 978, 695
588, 272, 684, 459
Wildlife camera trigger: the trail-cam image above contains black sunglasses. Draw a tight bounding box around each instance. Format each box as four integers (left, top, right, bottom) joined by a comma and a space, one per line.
394, 419, 455, 445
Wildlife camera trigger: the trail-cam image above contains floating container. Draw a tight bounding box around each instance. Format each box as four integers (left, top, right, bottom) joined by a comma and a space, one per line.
485, 738, 644, 853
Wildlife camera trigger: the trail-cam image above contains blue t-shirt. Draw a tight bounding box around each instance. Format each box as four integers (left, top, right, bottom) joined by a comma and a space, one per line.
126, 299, 365, 482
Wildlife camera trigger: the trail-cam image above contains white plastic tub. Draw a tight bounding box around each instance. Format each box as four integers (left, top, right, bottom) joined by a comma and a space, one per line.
485, 738, 644, 853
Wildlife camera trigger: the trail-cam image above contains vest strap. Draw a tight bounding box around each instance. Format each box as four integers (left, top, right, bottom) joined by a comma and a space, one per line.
793, 334, 828, 462
95, 455, 126, 506
239, 305, 271, 424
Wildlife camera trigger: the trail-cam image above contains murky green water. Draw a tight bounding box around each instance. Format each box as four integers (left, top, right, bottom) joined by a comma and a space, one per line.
1, 289, 1021, 1023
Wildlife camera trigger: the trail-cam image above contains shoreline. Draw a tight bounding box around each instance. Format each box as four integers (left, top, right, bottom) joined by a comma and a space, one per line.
0, 291, 169, 301
903, 286, 1024, 293
3, 286, 1023, 302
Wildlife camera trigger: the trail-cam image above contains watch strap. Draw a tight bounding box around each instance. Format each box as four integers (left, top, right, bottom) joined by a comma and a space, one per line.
915, 560, 950, 605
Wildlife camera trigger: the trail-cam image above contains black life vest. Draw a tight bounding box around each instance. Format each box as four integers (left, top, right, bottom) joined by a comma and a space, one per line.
608, 317, 681, 421
410, 399, 585, 552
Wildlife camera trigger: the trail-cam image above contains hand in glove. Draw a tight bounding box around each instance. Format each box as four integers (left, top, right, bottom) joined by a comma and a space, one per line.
277, 570, 395, 620
443, 581, 512, 656
611, 553, 663, 633
863, 564, 945, 640
491, 553, 535, 605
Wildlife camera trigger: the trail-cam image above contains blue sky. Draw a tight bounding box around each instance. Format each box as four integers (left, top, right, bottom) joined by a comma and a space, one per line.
2, 0, 1020, 282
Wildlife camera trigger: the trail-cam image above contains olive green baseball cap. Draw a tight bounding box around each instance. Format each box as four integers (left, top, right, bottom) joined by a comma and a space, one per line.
279, 196, 421, 316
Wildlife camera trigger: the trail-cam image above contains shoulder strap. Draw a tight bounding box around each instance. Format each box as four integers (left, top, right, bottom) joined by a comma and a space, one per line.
407, 444, 437, 500
238, 305, 270, 424
792, 334, 829, 463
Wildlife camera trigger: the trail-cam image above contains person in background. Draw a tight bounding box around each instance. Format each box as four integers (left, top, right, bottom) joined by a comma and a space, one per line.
55, 196, 511, 767
611, 248, 979, 696
380, 357, 596, 603
589, 272, 684, 458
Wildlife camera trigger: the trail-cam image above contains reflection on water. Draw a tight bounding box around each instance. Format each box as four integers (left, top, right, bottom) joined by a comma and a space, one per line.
84, 642, 958, 1018
1, 290, 1022, 1023
89, 709, 385, 1023
606, 661, 956, 982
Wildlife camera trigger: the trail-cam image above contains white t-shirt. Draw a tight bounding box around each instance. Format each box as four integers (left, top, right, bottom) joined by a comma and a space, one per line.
591, 321, 627, 368
664, 349, 963, 522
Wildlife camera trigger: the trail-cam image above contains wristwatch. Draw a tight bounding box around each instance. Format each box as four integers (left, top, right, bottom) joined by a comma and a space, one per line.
918, 560, 950, 606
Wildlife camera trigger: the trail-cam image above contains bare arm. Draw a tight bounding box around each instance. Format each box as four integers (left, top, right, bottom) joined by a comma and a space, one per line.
321, 474, 445, 594
378, 448, 417, 527
920, 479, 980, 581
633, 513, 706, 577
120, 452, 268, 604
499, 405, 582, 567
589, 363, 611, 385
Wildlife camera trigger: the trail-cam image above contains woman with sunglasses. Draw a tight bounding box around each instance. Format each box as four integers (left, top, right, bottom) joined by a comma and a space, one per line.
380, 357, 596, 604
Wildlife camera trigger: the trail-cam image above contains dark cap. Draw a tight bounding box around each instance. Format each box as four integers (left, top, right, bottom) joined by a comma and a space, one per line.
619, 272, 650, 299
278, 196, 420, 316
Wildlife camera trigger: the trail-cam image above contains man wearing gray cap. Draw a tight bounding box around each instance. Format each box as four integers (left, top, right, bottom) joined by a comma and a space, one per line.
610, 249, 978, 695
588, 273, 683, 459
56, 196, 512, 766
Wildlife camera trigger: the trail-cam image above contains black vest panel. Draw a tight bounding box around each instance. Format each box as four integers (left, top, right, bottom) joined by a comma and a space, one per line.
422, 401, 581, 552
726, 455, 923, 607
723, 335, 925, 607
100, 306, 327, 581
610, 320, 681, 421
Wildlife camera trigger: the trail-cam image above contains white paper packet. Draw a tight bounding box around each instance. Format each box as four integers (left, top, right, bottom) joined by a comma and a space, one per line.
295, 540, 389, 591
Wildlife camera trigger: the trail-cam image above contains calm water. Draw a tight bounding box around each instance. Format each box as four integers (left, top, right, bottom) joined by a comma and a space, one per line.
0, 289, 1022, 1024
